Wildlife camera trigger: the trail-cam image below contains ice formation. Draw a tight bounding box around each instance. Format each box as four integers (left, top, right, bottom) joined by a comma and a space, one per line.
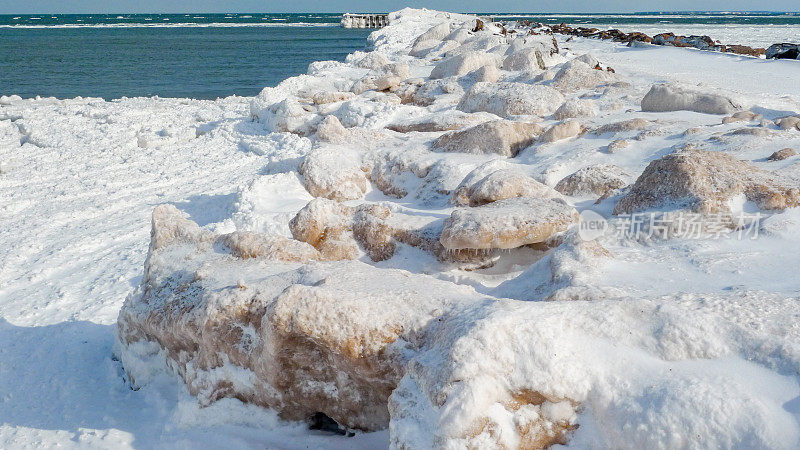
76, 7, 800, 449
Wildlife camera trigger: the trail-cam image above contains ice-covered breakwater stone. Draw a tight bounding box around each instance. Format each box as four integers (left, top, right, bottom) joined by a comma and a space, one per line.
614, 150, 800, 215
457, 82, 565, 117
555, 164, 629, 197
440, 197, 579, 250
432, 120, 543, 157
641, 83, 740, 115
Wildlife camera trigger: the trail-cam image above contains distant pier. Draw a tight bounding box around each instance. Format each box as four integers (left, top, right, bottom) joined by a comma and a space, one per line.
341, 13, 389, 28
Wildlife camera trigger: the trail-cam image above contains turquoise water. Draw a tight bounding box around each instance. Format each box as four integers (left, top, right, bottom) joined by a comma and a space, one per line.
1, 12, 798, 100
0, 15, 369, 99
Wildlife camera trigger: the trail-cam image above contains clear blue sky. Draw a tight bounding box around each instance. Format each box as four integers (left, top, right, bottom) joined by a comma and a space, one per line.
0, 1, 796, 14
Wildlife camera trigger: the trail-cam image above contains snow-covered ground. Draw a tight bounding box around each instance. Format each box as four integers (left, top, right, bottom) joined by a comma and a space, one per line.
2, 8, 800, 449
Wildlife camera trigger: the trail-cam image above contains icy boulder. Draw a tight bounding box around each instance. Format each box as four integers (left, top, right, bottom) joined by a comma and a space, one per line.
775, 116, 800, 131
410, 39, 460, 58
555, 164, 630, 197
452, 161, 561, 206
289, 198, 360, 260
539, 120, 584, 144
298, 145, 368, 201
147, 205, 323, 265
502, 47, 548, 72
259, 98, 320, 135
614, 150, 800, 214
457, 82, 565, 117
289, 198, 417, 262
769, 148, 797, 161
429, 51, 499, 79
315, 115, 349, 143
641, 83, 741, 115
440, 197, 579, 250
409, 78, 465, 107
432, 120, 542, 157
550, 60, 617, 93
465, 64, 501, 83
722, 110, 761, 124
413, 22, 452, 47
553, 98, 597, 120
312, 91, 355, 105
118, 217, 480, 432
386, 110, 494, 133
593, 118, 651, 135
350, 51, 391, 70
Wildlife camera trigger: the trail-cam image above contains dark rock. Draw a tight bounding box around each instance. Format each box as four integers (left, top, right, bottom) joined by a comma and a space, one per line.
766, 43, 800, 60
309, 412, 355, 436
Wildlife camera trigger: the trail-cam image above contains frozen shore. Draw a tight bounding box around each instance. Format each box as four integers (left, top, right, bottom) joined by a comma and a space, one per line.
2, 8, 800, 449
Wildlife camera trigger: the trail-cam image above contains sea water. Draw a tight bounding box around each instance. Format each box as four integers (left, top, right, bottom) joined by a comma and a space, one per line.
1, 12, 797, 100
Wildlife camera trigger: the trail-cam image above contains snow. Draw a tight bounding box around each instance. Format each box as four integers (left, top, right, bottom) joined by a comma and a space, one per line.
3, 7, 800, 449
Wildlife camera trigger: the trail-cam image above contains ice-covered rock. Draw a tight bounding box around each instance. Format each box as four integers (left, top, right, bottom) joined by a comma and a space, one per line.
550, 60, 617, 93
553, 98, 597, 120
386, 110, 493, 133
502, 47, 548, 72
614, 150, 800, 214
775, 116, 800, 131
410, 39, 460, 58
409, 78, 465, 107
503, 34, 559, 66
350, 51, 391, 70
722, 110, 761, 124
440, 197, 579, 250
312, 91, 355, 105
412, 22, 452, 47
555, 164, 630, 196
768, 148, 797, 161
447, 34, 508, 57
464, 64, 500, 83
593, 118, 651, 135
118, 224, 481, 431
298, 146, 368, 201
430, 51, 499, 79
606, 139, 631, 153
148, 204, 213, 252
538, 120, 584, 144
641, 83, 741, 115
432, 120, 542, 157
457, 82, 565, 117
288, 198, 359, 260
452, 162, 561, 206
289, 198, 418, 262
217, 231, 322, 262
256, 98, 320, 135
315, 115, 349, 143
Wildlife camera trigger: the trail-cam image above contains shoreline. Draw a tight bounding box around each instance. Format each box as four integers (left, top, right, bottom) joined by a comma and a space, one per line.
516, 19, 799, 59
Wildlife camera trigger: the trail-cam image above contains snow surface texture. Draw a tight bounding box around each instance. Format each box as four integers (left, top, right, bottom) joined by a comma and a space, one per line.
3, 7, 800, 449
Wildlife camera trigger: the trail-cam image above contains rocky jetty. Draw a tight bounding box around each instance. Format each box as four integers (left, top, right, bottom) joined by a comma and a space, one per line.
111, 8, 800, 449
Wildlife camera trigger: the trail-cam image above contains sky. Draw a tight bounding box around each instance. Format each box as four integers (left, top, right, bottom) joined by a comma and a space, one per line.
0, 1, 797, 14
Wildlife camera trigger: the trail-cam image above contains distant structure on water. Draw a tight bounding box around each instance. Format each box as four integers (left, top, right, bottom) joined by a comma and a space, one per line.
341, 13, 389, 28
